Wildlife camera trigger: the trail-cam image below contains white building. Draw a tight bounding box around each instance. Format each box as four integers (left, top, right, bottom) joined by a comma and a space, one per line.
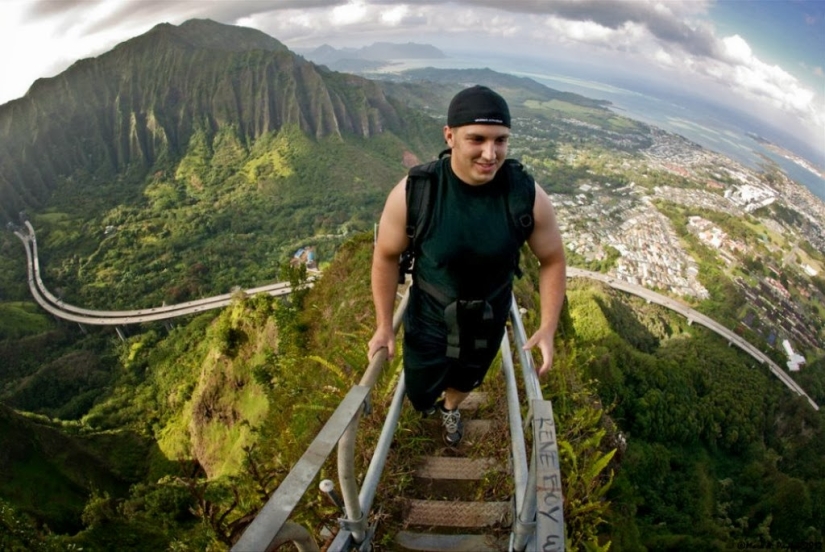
782, 340, 806, 372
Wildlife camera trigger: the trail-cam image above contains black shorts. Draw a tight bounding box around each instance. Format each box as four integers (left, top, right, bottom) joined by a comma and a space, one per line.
402, 285, 509, 412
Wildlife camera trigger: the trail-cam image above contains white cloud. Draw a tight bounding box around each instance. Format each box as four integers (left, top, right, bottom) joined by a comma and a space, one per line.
0, 1, 138, 100
380, 5, 408, 25
690, 34, 824, 130
0, 0, 821, 157
721, 34, 752, 65
330, 0, 368, 26
547, 17, 621, 47
653, 47, 674, 67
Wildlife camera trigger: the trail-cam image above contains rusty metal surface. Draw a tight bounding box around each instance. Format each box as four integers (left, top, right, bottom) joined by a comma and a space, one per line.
458, 392, 488, 412
464, 419, 492, 437
405, 499, 510, 528
395, 531, 507, 552
416, 456, 502, 480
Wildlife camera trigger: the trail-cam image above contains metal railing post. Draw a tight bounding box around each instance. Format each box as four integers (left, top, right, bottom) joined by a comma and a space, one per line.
508, 295, 564, 552
500, 333, 533, 549
359, 374, 407, 514
335, 290, 409, 546
532, 399, 565, 552
337, 411, 369, 542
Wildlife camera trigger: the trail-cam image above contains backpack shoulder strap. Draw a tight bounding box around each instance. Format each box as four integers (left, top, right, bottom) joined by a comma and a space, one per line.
501, 159, 536, 280
397, 159, 439, 283
405, 159, 440, 247
502, 159, 536, 242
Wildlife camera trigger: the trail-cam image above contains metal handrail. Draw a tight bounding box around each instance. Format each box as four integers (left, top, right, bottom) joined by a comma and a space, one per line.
509, 298, 542, 401
232, 289, 565, 551
335, 292, 566, 551
330, 289, 409, 550
501, 333, 532, 544
506, 295, 565, 552
231, 385, 371, 551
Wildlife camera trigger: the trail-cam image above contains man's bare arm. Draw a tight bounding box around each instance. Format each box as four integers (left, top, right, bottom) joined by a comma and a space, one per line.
523, 183, 567, 376
368, 177, 410, 360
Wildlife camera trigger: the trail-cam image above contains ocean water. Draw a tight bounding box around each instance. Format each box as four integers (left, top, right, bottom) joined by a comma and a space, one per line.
370, 56, 825, 204
507, 69, 825, 204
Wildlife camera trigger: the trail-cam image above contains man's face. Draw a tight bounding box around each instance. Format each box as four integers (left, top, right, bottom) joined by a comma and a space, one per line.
444, 124, 510, 186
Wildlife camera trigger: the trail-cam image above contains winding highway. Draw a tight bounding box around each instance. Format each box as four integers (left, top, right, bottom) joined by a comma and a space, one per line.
13, 223, 303, 327
11, 224, 816, 410
568, 267, 819, 410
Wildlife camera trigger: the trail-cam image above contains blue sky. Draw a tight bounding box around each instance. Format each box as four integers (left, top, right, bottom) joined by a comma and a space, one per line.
0, 0, 823, 163
712, 0, 824, 90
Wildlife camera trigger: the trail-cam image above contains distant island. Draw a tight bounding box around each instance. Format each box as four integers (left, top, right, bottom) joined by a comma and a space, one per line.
748, 132, 825, 180
298, 41, 446, 72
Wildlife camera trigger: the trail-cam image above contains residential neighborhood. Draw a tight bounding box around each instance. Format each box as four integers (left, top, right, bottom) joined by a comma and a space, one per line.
540, 125, 824, 371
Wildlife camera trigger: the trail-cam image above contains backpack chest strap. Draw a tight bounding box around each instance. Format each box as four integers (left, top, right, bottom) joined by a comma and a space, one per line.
416, 278, 506, 359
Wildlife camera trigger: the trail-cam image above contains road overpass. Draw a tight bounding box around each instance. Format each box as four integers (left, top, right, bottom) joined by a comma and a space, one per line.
13, 223, 302, 327
11, 223, 816, 410
568, 267, 818, 410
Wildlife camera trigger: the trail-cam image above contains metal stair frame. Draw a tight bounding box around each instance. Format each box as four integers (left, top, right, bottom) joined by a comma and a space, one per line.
503, 298, 566, 552
232, 290, 566, 551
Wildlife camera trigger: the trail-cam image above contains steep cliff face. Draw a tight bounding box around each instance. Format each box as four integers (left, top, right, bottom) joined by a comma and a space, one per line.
0, 19, 408, 221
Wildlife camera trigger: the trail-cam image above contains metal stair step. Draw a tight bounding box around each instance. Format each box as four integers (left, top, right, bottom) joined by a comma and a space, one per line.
459, 392, 488, 412
395, 531, 507, 552
416, 456, 503, 480
464, 419, 492, 438
405, 499, 510, 528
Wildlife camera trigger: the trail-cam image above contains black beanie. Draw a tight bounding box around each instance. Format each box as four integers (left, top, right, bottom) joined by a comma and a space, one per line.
447, 85, 511, 128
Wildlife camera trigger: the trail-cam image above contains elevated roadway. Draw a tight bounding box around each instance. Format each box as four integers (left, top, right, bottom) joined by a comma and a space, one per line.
13, 224, 301, 327
11, 223, 816, 409
568, 267, 818, 410
21, 221, 293, 318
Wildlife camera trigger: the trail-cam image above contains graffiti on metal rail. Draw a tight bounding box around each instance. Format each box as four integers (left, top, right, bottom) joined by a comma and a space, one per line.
533, 400, 565, 552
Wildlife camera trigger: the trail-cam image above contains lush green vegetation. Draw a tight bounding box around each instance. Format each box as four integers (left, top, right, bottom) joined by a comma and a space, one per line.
2, 227, 824, 551
0, 233, 31, 302
27, 123, 439, 311
0, 302, 53, 340
559, 278, 825, 549
1, 32, 823, 549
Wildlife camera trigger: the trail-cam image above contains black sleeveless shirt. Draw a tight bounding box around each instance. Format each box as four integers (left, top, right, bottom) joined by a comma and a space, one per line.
413, 157, 527, 302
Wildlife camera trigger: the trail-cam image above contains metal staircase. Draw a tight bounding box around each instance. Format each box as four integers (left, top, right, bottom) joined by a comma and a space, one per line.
231, 291, 565, 552
394, 391, 512, 551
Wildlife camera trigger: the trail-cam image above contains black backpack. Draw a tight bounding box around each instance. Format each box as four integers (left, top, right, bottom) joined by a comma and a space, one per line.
397, 154, 536, 285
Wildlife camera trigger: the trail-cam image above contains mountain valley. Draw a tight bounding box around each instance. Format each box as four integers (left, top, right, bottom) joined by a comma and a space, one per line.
1, 18, 824, 551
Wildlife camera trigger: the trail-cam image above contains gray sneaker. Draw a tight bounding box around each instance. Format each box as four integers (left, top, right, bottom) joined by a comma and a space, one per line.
438, 402, 464, 447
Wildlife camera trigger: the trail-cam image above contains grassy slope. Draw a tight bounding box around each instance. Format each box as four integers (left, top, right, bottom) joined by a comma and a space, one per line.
0, 404, 156, 533
1, 231, 823, 548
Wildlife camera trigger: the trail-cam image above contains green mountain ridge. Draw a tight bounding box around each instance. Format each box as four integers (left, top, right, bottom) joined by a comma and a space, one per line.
399, 66, 611, 109
0, 19, 422, 222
